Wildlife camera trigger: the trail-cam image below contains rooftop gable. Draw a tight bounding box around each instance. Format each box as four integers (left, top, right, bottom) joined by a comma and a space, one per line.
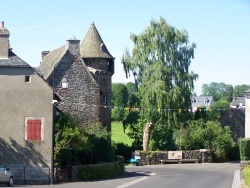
0, 50, 30, 67
38, 45, 66, 79
230, 97, 245, 107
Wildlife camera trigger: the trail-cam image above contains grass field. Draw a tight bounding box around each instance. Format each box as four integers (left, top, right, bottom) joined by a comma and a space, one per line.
111, 122, 133, 146
243, 165, 250, 187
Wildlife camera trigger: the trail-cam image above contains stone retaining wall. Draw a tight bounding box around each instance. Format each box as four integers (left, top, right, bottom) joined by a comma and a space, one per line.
134, 150, 213, 165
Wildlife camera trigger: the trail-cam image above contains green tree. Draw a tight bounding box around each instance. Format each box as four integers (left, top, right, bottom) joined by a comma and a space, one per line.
233, 84, 250, 97
201, 82, 233, 102
122, 17, 198, 149
111, 83, 128, 121
173, 119, 234, 161
54, 115, 93, 166
206, 98, 230, 121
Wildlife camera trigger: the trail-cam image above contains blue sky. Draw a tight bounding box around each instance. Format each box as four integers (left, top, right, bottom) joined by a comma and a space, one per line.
1, 0, 250, 95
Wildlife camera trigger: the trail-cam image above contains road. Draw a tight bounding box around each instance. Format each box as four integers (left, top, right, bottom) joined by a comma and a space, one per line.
7, 162, 240, 188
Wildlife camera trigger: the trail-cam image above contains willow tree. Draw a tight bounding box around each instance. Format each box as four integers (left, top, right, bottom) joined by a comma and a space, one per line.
122, 17, 198, 150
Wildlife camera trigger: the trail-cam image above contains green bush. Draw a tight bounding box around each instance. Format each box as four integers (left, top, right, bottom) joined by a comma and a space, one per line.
228, 142, 240, 161
112, 142, 133, 162
240, 138, 250, 161
173, 119, 234, 161
76, 157, 124, 181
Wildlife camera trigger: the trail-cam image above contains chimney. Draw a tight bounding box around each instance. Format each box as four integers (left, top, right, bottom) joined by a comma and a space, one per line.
66, 37, 80, 57
41, 51, 50, 60
0, 21, 10, 58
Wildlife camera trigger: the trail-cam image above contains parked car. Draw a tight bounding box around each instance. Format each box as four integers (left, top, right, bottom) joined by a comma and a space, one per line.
0, 162, 13, 186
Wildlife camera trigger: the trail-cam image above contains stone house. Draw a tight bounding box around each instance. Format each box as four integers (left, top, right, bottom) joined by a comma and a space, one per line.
38, 23, 114, 131
191, 96, 214, 112
230, 97, 245, 109
0, 21, 54, 171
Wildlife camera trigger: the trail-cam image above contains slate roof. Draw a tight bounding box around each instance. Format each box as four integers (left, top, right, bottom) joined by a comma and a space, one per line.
245, 89, 250, 93
80, 23, 114, 59
38, 45, 66, 79
191, 96, 214, 107
230, 97, 245, 107
0, 50, 30, 67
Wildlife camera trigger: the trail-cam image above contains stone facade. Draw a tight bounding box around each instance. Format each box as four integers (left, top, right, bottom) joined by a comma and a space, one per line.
38, 23, 114, 131
220, 108, 245, 142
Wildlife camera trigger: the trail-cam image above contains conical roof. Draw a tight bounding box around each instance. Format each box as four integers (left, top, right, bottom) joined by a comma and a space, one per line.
80, 23, 114, 59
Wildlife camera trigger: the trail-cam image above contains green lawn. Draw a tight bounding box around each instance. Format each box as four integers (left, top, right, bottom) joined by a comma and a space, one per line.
243, 165, 250, 187
111, 122, 133, 146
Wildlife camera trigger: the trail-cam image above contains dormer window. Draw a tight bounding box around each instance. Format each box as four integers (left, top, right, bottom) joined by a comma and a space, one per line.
25, 75, 31, 83
204, 98, 209, 103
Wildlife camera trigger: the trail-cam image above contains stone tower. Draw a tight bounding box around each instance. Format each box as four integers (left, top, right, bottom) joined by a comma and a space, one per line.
0, 21, 10, 58
80, 23, 115, 131
38, 23, 114, 131
245, 89, 250, 138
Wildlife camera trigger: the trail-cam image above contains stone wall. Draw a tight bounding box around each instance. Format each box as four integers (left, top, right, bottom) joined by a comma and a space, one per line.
135, 150, 213, 165
220, 108, 245, 142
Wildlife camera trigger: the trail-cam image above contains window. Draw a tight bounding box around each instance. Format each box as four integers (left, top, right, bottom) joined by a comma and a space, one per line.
25, 75, 31, 83
25, 118, 43, 141
102, 95, 107, 104
100, 92, 107, 104
107, 60, 114, 73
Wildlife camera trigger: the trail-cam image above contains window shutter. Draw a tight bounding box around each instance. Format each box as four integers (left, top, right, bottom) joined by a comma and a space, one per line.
34, 120, 41, 141
27, 120, 33, 140
26, 119, 42, 141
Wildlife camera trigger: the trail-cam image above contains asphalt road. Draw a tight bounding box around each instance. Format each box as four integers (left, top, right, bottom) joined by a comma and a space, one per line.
7, 162, 240, 188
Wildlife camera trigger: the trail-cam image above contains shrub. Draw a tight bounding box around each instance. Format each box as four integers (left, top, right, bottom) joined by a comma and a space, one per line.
240, 138, 250, 161
228, 142, 240, 161
76, 157, 124, 181
112, 142, 133, 162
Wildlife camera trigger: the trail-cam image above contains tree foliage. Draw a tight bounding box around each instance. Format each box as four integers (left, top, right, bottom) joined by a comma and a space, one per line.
233, 84, 250, 97
122, 17, 198, 149
173, 119, 234, 160
201, 82, 250, 102
201, 82, 233, 102
54, 114, 114, 166
111, 83, 128, 121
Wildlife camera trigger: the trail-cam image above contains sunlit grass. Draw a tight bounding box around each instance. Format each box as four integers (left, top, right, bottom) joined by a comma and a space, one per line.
111, 121, 133, 146
243, 165, 250, 187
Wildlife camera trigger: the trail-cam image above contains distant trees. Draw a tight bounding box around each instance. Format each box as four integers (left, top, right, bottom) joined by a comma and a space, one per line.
233, 84, 250, 97
201, 82, 250, 101
111, 83, 128, 122
201, 82, 233, 101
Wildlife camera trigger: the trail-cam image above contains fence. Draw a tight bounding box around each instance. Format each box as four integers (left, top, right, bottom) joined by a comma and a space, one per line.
10, 166, 50, 185
9, 166, 73, 185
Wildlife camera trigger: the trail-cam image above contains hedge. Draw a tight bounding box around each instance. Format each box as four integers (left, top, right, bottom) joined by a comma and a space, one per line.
76, 156, 124, 181
240, 138, 250, 161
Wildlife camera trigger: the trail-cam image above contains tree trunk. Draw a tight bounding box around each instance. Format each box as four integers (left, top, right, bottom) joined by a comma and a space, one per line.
143, 122, 154, 151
